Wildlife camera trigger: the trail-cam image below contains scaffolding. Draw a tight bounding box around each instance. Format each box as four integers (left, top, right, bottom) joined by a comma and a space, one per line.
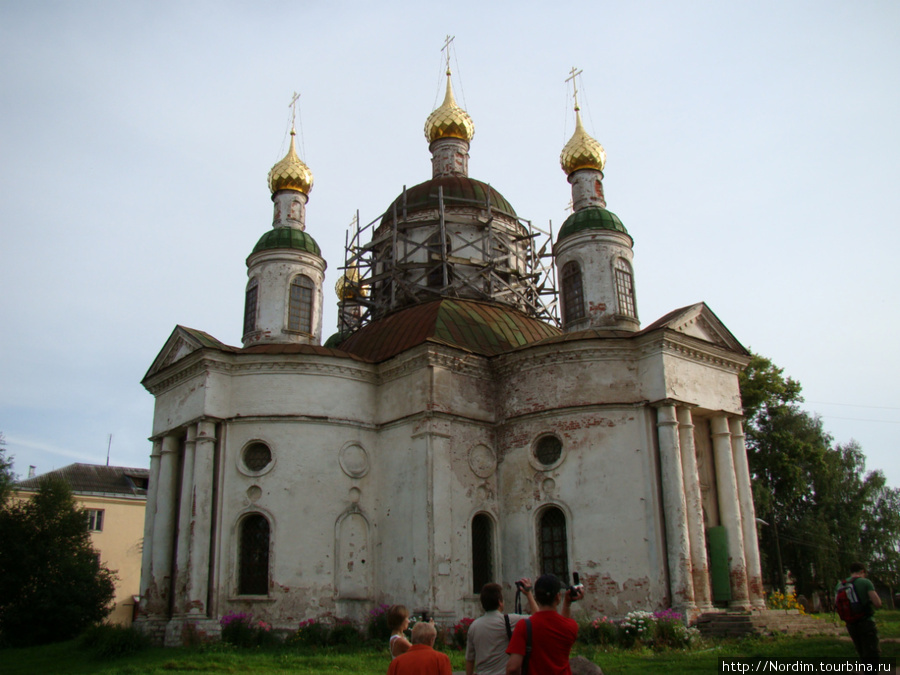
337, 185, 559, 338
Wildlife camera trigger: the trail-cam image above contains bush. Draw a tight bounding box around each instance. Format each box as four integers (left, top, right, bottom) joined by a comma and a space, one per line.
219, 611, 275, 648
288, 618, 329, 647
366, 603, 392, 641
450, 617, 474, 650
578, 609, 701, 650
580, 616, 619, 646
766, 590, 806, 614
328, 618, 361, 646
78, 624, 150, 658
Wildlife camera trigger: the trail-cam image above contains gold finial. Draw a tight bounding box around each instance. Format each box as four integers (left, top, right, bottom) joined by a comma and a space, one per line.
424, 36, 474, 143
268, 95, 314, 195
560, 68, 606, 175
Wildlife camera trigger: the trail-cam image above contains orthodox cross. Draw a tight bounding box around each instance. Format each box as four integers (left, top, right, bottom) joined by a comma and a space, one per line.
289, 91, 301, 128
441, 34, 455, 73
565, 66, 583, 110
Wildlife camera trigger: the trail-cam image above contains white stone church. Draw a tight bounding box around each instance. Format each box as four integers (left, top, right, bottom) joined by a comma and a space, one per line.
138, 69, 765, 644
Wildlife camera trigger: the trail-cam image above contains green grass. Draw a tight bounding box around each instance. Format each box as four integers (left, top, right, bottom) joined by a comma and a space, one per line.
2, 613, 898, 675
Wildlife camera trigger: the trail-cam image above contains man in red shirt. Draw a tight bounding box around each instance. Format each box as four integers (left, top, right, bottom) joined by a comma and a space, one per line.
505, 574, 584, 675
388, 621, 452, 675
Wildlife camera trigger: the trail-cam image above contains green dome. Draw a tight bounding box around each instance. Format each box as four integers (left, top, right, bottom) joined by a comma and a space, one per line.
557, 207, 628, 243
252, 228, 321, 256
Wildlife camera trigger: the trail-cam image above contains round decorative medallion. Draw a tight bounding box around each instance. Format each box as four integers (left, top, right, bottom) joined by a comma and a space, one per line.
468, 444, 496, 478
541, 478, 556, 496
349, 487, 362, 503
247, 485, 262, 502
339, 443, 370, 478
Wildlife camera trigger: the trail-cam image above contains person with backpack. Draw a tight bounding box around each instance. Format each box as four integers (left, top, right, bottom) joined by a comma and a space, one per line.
835, 562, 882, 664
505, 574, 584, 675
465, 579, 538, 675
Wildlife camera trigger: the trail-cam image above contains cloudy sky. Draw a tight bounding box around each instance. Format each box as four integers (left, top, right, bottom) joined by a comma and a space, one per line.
1, 1, 898, 488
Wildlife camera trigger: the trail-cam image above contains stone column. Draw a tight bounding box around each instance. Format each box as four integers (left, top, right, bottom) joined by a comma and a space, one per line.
678, 407, 712, 611
171, 425, 197, 616
730, 418, 765, 608
711, 415, 750, 608
138, 439, 163, 614
656, 404, 695, 610
147, 434, 180, 616
187, 420, 217, 616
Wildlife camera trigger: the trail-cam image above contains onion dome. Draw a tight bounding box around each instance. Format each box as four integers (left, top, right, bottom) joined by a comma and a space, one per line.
251, 227, 320, 255
560, 108, 606, 175
267, 129, 314, 195
335, 266, 367, 300
424, 71, 475, 144
557, 206, 628, 243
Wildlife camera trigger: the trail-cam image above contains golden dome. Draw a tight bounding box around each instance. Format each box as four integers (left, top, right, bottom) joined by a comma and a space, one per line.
268, 129, 314, 195
335, 266, 367, 300
560, 108, 606, 175
424, 71, 475, 144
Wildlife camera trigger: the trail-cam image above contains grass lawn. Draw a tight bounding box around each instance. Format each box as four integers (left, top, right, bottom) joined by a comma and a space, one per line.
3, 612, 898, 674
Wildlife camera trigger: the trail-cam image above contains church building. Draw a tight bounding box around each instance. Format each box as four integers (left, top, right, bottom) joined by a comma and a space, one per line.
138, 67, 765, 645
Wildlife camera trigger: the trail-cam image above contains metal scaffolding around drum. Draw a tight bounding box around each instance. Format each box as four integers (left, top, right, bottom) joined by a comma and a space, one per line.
335, 185, 559, 340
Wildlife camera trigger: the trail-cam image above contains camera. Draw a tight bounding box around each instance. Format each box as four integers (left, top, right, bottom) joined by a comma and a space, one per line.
421, 610, 429, 622
515, 580, 531, 591
568, 572, 583, 600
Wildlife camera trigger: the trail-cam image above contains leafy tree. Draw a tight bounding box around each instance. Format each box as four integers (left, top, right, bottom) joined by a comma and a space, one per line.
740, 354, 900, 598
0, 474, 116, 646
0, 432, 14, 506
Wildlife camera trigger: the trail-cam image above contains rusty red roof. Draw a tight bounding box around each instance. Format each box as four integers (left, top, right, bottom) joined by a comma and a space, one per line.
338, 298, 560, 362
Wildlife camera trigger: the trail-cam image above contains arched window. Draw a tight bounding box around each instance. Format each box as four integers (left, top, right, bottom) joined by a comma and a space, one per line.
239, 514, 270, 595
288, 275, 314, 333
539, 507, 569, 583
471, 513, 494, 593
243, 280, 258, 335
561, 261, 585, 325
614, 258, 636, 318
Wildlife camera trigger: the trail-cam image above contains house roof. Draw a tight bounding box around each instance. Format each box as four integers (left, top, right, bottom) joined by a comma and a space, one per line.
16, 463, 150, 499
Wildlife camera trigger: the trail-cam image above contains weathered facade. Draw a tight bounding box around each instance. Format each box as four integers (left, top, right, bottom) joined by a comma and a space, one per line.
138, 70, 764, 645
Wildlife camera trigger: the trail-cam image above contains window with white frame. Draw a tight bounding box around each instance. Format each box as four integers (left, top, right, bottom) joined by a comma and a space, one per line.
287, 275, 314, 333
86, 509, 104, 532
614, 258, 636, 318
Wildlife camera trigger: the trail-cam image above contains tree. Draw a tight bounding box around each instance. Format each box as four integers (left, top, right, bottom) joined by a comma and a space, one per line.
0, 474, 116, 646
0, 432, 14, 506
739, 354, 900, 599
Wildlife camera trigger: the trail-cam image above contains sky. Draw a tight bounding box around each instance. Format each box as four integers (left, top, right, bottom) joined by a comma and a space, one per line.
1, 1, 898, 489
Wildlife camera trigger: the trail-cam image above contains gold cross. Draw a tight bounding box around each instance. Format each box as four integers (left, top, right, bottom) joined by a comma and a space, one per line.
441, 35, 455, 73
565, 66, 583, 110
289, 91, 301, 128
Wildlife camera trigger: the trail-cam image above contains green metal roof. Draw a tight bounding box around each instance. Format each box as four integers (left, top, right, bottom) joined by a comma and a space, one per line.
557, 207, 628, 243
381, 176, 517, 227
252, 228, 321, 256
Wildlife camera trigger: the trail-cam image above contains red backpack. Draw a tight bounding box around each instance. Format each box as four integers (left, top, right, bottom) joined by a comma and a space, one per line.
835, 578, 867, 623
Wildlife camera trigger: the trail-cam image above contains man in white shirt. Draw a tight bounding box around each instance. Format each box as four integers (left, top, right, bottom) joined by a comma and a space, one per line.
465, 579, 538, 675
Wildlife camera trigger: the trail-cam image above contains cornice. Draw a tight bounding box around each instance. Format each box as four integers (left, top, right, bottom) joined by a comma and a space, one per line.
493, 339, 637, 379
143, 349, 377, 397
635, 330, 749, 373
376, 343, 492, 385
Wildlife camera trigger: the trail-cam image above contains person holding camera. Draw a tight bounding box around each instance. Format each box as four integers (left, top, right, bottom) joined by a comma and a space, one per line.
505, 574, 584, 675
465, 578, 539, 675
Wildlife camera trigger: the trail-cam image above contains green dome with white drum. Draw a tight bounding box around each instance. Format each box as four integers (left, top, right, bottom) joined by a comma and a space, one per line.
557, 206, 629, 243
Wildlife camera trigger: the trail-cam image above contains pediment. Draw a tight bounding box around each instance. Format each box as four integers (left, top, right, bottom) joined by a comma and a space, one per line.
647, 303, 747, 354
142, 326, 230, 383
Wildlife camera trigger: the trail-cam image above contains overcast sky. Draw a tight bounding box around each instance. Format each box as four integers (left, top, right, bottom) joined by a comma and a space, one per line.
1, 1, 897, 489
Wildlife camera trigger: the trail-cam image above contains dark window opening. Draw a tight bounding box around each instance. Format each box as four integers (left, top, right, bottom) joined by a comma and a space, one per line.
239, 514, 270, 595
471, 513, 494, 593
539, 507, 569, 583
562, 261, 585, 324
244, 282, 258, 335
615, 259, 636, 318
243, 443, 272, 472
535, 435, 563, 466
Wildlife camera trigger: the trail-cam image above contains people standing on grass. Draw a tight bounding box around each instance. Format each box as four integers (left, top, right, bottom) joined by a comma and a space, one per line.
387, 604, 412, 659
387, 621, 452, 675
466, 578, 538, 675
835, 562, 882, 665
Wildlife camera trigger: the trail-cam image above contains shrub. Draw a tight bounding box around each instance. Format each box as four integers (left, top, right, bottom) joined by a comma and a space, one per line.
450, 617, 474, 650
366, 603, 392, 641
219, 611, 274, 648
580, 616, 619, 646
329, 618, 361, 646
78, 624, 150, 658
766, 590, 806, 614
619, 610, 656, 647
288, 618, 329, 647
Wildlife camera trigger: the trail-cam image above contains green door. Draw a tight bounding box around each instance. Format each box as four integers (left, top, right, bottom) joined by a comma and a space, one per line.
708, 526, 732, 604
